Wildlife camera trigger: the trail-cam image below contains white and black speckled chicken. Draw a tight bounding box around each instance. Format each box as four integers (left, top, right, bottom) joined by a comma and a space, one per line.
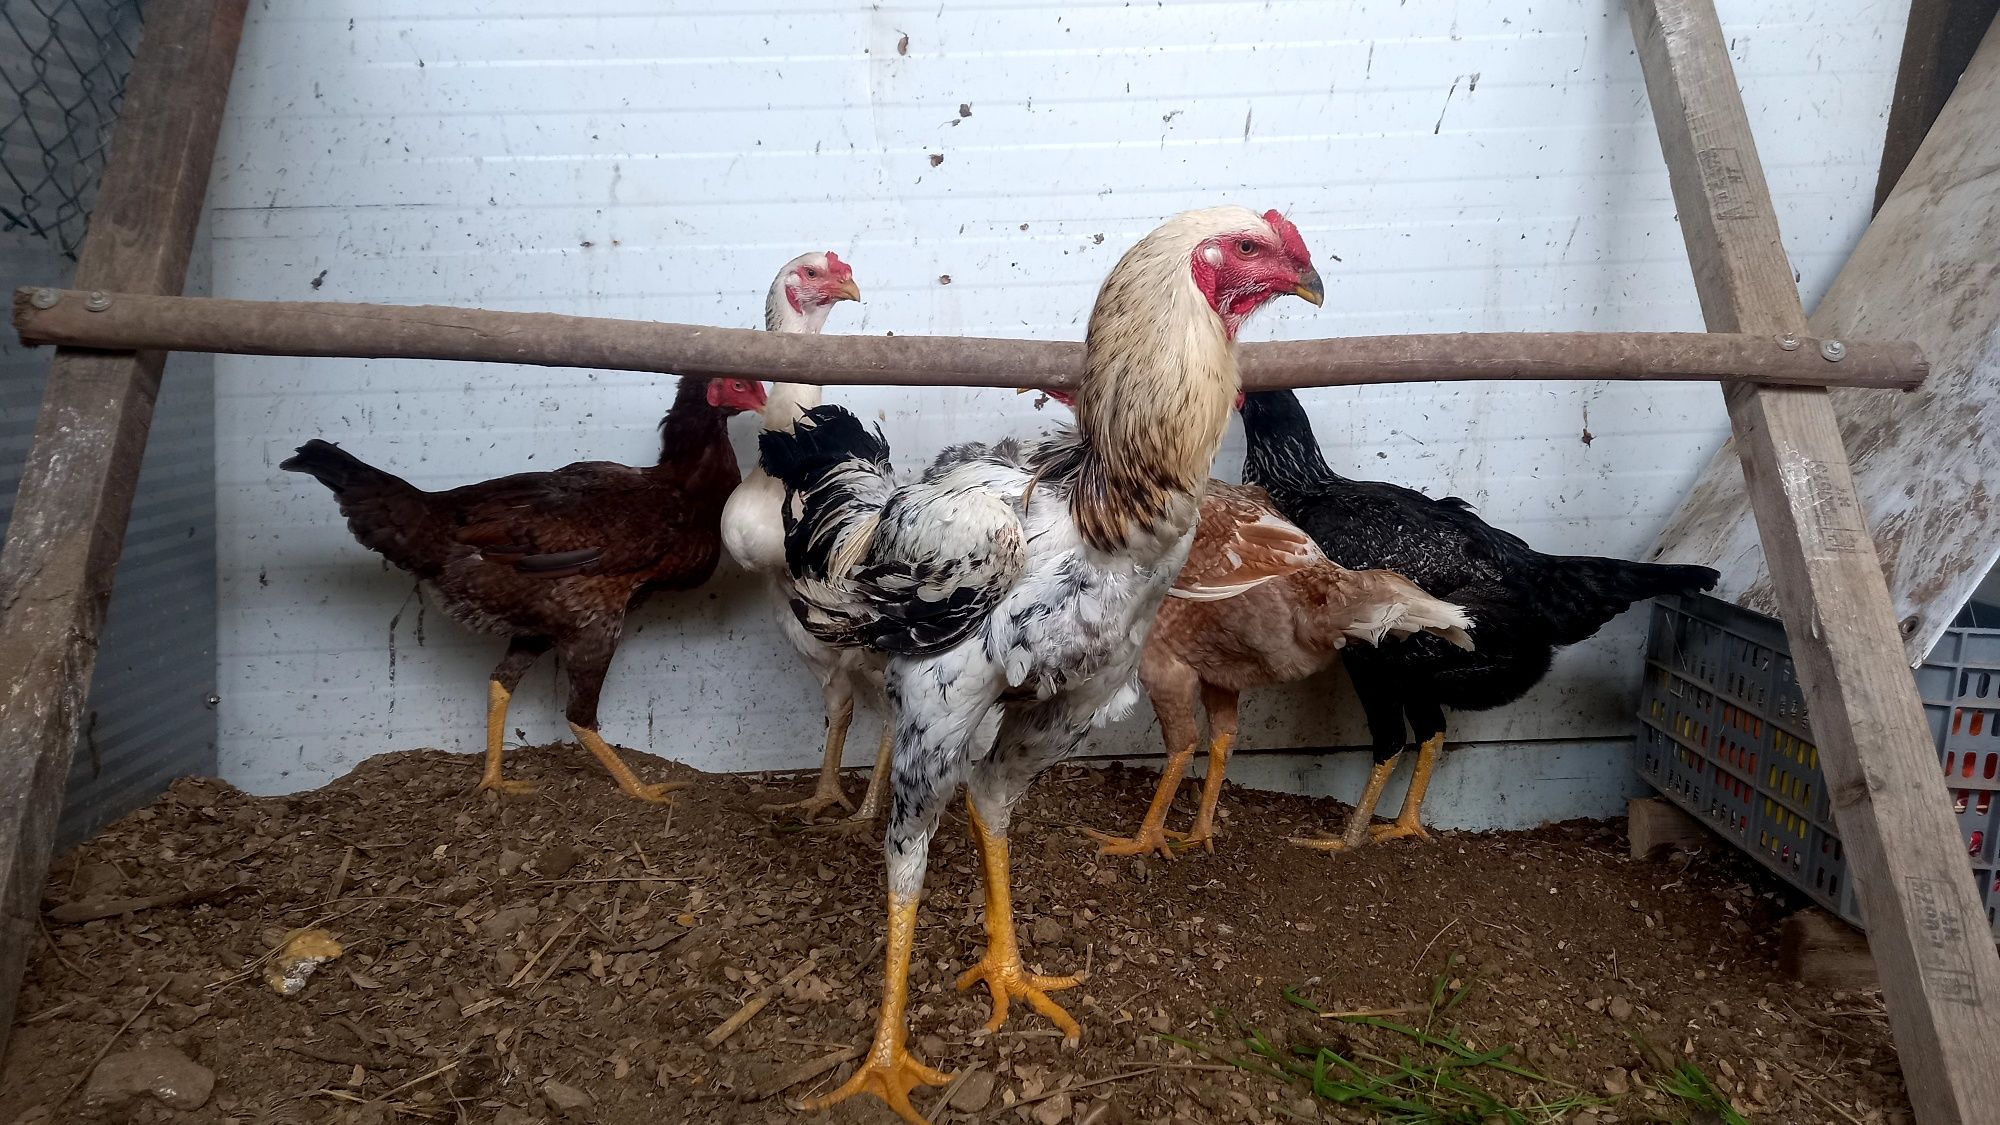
1239, 388, 1719, 852
761, 207, 1323, 1124
718, 251, 879, 824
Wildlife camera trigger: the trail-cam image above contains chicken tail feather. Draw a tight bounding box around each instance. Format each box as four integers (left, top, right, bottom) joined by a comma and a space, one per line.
1344, 571, 1477, 651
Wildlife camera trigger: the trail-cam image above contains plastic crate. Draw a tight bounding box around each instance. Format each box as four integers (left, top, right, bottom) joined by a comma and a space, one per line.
1636, 592, 2000, 938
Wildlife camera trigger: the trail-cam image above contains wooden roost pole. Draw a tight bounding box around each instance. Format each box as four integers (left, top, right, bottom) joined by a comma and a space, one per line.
1630, 2, 2000, 1121
0, 0, 249, 1053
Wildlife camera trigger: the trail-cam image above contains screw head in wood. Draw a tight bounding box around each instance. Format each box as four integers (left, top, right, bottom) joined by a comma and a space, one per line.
84, 290, 111, 312
1820, 339, 1846, 362
1778, 334, 1800, 351
28, 287, 59, 309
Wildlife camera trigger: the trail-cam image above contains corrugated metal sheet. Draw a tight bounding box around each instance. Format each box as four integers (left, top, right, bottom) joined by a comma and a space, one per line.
0, 229, 218, 848
210, 1, 1905, 822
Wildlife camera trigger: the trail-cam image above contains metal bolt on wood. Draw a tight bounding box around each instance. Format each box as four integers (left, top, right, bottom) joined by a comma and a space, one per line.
1821, 339, 1848, 361
28, 288, 57, 310
84, 291, 111, 312
1780, 333, 1801, 351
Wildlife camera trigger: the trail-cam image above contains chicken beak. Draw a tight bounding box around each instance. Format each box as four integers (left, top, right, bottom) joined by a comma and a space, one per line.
836, 277, 862, 302
1292, 266, 1324, 307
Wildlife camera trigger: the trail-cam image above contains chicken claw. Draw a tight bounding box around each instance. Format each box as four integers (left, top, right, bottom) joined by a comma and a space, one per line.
621, 780, 691, 804
1165, 826, 1217, 854
1368, 821, 1433, 843
759, 786, 853, 822
477, 777, 539, 797
956, 954, 1084, 1042
1081, 825, 1177, 861
800, 1046, 951, 1125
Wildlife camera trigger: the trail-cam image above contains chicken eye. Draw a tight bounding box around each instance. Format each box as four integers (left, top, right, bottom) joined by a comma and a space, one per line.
1237, 239, 1259, 255
805, 267, 819, 278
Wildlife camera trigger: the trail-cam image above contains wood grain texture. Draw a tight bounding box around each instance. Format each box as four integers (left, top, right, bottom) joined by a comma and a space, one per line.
9, 288, 1928, 391
1874, 0, 2000, 210
1656, 21, 2000, 663
0, 0, 249, 1055
1632, 4, 2000, 1122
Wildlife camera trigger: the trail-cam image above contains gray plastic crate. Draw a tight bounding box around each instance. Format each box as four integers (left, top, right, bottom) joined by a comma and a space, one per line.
1636, 592, 2000, 938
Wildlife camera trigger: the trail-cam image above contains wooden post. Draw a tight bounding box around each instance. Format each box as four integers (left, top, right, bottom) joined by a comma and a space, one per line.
0, 0, 248, 1052
1631, 3, 2000, 1121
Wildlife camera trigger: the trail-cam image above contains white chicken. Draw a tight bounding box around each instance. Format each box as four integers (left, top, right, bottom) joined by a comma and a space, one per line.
718, 251, 878, 822
762, 207, 1323, 1123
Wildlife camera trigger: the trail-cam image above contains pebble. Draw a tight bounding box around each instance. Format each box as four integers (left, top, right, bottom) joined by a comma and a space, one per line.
83, 1046, 214, 1111
1608, 996, 1634, 1021
539, 843, 580, 880
950, 1069, 997, 1111
543, 1079, 593, 1116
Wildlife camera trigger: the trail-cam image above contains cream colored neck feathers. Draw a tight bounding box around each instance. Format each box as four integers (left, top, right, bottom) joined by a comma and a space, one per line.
1068, 207, 1254, 555
759, 263, 835, 434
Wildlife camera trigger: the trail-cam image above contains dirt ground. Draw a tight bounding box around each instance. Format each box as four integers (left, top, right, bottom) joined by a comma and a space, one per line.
3, 744, 1911, 1125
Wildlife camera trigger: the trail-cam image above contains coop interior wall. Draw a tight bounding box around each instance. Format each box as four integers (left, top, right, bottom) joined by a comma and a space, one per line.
208, 0, 1905, 827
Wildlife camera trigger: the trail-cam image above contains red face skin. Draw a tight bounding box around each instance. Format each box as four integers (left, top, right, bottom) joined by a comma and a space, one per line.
1189, 209, 1323, 339
707, 378, 769, 414
785, 250, 861, 313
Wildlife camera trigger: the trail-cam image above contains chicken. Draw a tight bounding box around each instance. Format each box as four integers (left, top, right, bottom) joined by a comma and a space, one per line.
1084, 480, 1474, 860
281, 374, 767, 802
1237, 388, 1719, 851
719, 252, 885, 823
762, 207, 1322, 1123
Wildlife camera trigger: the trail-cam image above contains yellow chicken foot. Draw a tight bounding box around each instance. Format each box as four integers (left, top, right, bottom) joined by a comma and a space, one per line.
959, 801, 1084, 1040
800, 891, 951, 1123
568, 723, 689, 804
1166, 730, 1234, 853
764, 701, 857, 820
477, 681, 536, 795
1082, 742, 1196, 859
1289, 753, 1400, 852
1369, 733, 1443, 843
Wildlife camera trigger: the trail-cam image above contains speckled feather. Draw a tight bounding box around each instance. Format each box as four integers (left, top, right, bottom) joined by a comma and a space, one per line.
761, 207, 1307, 898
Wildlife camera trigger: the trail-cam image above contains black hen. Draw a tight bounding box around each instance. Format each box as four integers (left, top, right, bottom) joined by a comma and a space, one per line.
1239, 389, 1718, 852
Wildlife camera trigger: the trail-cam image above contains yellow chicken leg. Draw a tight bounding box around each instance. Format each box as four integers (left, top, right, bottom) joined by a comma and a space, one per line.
800, 891, 951, 1123
1082, 741, 1195, 860
958, 801, 1083, 1040
1291, 753, 1399, 853
1370, 733, 1443, 843
569, 723, 689, 804
478, 681, 536, 795
1169, 729, 1234, 853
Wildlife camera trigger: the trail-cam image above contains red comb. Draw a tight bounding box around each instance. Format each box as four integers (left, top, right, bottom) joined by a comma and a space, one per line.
1262, 209, 1312, 265
823, 251, 853, 279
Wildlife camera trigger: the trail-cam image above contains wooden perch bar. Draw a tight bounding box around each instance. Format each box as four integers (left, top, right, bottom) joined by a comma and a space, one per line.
11, 287, 1926, 391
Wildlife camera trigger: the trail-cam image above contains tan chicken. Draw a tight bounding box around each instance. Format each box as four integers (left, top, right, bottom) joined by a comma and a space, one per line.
1084, 481, 1474, 859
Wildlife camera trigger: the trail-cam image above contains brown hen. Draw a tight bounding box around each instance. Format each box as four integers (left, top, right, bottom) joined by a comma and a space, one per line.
1085, 481, 1473, 859
282, 375, 766, 802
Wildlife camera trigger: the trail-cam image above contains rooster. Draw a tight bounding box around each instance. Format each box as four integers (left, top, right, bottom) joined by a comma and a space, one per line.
1238, 388, 1719, 852
1085, 480, 1474, 860
282, 374, 768, 802
719, 252, 883, 823
763, 207, 1322, 1123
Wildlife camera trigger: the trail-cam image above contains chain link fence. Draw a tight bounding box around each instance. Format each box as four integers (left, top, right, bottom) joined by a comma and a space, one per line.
0, 0, 144, 259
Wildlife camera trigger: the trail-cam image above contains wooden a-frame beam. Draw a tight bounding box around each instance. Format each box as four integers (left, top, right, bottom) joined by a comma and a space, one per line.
1630, 3, 2000, 1122
9, 287, 1926, 391
0, 0, 249, 1055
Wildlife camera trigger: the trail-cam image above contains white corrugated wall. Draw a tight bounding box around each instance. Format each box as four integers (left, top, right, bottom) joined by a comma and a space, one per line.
210, 0, 1906, 826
